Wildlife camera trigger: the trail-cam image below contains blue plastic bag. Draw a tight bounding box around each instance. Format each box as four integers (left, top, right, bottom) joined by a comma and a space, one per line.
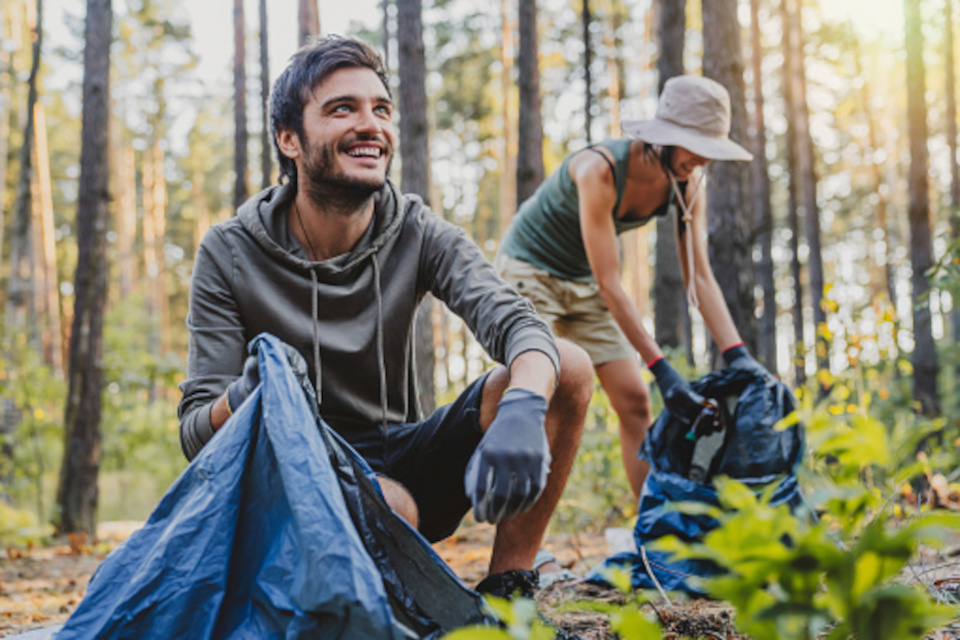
57, 334, 490, 639
588, 366, 805, 594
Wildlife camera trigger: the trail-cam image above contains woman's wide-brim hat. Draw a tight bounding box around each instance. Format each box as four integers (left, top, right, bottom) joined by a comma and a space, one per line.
622, 75, 753, 162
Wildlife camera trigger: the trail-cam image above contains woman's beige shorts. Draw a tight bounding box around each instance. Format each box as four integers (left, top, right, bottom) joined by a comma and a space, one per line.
496, 254, 634, 366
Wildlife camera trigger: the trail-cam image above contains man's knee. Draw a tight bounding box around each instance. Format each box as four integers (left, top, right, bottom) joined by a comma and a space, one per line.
555, 339, 594, 408
376, 476, 419, 529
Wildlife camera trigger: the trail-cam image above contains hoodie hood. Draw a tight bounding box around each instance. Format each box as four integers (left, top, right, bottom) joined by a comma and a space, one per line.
237, 179, 411, 279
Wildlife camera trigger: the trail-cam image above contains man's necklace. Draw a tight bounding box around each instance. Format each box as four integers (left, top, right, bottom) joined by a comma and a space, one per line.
294, 200, 319, 261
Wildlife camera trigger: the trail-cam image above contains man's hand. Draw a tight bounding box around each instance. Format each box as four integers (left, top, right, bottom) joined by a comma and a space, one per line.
649, 357, 706, 427
226, 355, 260, 415
722, 344, 770, 379
464, 388, 552, 524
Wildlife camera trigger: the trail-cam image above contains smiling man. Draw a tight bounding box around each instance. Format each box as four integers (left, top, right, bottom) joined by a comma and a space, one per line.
177, 36, 592, 601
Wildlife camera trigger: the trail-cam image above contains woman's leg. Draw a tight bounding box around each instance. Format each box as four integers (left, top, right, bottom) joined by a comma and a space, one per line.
595, 357, 652, 499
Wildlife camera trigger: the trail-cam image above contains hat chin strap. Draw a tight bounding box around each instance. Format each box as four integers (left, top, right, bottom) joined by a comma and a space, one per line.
668, 168, 707, 309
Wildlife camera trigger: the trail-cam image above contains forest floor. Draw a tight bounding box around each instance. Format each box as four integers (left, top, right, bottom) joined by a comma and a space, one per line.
1, 520, 959, 639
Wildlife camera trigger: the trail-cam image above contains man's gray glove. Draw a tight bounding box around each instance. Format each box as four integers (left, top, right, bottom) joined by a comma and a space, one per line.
649, 357, 706, 428
464, 388, 552, 524
722, 344, 770, 379
226, 355, 259, 415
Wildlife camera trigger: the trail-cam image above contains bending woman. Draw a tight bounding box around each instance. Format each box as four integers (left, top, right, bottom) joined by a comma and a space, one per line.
497, 75, 767, 497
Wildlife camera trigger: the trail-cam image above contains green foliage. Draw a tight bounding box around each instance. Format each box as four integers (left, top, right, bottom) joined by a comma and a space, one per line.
442, 596, 556, 640
0, 334, 66, 522
0, 501, 51, 548
656, 381, 960, 640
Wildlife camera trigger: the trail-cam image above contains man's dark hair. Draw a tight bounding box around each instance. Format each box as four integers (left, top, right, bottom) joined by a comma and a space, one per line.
269, 36, 391, 184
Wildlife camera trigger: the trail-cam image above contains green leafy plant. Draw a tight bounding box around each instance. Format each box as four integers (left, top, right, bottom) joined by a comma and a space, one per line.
441, 596, 556, 640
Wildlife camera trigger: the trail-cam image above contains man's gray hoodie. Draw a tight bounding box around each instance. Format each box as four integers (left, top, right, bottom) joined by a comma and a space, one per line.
178, 180, 559, 460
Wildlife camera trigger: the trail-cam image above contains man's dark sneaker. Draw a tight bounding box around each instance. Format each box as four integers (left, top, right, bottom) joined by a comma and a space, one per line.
474, 569, 540, 600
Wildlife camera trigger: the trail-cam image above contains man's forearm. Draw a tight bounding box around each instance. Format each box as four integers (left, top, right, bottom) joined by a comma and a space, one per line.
506, 350, 557, 400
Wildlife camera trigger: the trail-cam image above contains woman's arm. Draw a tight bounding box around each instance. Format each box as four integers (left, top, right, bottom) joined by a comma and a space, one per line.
573, 152, 663, 365
675, 177, 742, 352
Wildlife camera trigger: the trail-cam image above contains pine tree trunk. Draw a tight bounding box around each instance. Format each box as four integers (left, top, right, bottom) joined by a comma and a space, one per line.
116, 146, 137, 297
790, 0, 827, 375
56, 0, 112, 536
499, 0, 517, 228
945, 0, 960, 360
397, 0, 436, 415
904, 0, 940, 415
702, 0, 756, 366
582, 0, 592, 143
299, 0, 320, 47
0, 7, 12, 276
517, 0, 544, 204
31, 103, 62, 374
781, 0, 806, 385
749, 0, 777, 373
234, 0, 248, 209
6, 0, 42, 339
654, 0, 691, 357
259, 0, 272, 190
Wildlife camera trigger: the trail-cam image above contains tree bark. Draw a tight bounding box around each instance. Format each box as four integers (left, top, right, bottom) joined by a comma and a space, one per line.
790, 0, 827, 375
499, 0, 517, 228
31, 103, 62, 374
904, 0, 940, 415
781, 0, 805, 385
702, 0, 756, 366
945, 0, 960, 359
234, 0, 248, 209
56, 0, 112, 536
749, 0, 777, 373
259, 0, 272, 190
582, 0, 592, 143
397, 0, 436, 415
6, 0, 42, 339
299, 0, 320, 47
517, 0, 544, 204
653, 0, 691, 356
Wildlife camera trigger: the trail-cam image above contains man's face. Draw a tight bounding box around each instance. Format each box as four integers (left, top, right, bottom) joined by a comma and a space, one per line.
295, 67, 395, 198
671, 147, 710, 181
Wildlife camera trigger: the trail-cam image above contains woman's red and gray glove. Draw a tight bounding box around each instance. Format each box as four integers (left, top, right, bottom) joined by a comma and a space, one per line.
649, 357, 706, 427
464, 388, 552, 524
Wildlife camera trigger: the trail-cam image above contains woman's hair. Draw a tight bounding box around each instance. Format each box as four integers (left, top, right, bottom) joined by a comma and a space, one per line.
642, 142, 677, 176
270, 36, 390, 184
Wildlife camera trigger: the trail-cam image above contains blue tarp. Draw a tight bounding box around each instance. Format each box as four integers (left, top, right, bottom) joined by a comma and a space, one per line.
57, 334, 491, 639
588, 366, 805, 594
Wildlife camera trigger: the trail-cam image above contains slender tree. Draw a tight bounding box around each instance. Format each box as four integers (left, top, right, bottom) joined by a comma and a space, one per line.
517, 0, 544, 203
945, 0, 960, 357
397, 0, 436, 414
259, 0, 272, 189
653, 0, 692, 357
904, 0, 940, 415
299, 0, 320, 47
499, 0, 517, 227
702, 0, 757, 363
582, 0, 593, 143
56, 0, 112, 536
749, 0, 777, 372
781, 0, 805, 384
790, 0, 827, 375
233, 0, 248, 209
0, 6, 13, 272
6, 0, 42, 336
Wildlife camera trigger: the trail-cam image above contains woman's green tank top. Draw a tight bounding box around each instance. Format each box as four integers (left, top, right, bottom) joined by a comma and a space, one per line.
500, 139, 673, 282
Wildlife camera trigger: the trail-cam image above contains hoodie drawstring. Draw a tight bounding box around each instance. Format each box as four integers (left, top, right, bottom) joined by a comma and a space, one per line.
669, 168, 707, 310
371, 255, 389, 432
309, 268, 322, 407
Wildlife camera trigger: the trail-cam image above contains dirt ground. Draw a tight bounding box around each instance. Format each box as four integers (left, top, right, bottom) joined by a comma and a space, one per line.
2, 520, 959, 639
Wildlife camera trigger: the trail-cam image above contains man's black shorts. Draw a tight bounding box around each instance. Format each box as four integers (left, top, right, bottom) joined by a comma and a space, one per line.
344, 372, 490, 543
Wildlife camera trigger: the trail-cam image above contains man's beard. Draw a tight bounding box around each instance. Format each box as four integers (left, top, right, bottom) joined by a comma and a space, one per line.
301, 137, 392, 214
